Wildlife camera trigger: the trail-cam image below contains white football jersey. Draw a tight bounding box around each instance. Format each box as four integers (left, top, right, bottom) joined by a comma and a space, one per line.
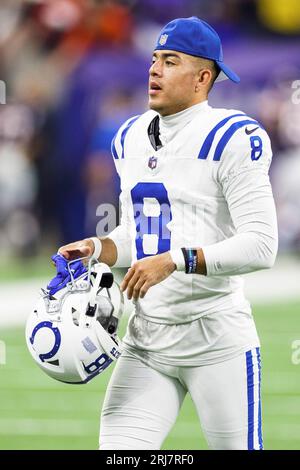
109, 101, 277, 325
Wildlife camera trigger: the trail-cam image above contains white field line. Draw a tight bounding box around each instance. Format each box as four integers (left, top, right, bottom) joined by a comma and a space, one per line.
262, 371, 300, 394
0, 271, 132, 329
0, 257, 299, 328
0, 418, 199, 438
0, 418, 298, 443
244, 256, 300, 304
0, 391, 106, 412
0, 418, 96, 436
168, 422, 300, 443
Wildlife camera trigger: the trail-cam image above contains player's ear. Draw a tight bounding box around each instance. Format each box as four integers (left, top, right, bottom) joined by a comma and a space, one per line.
195, 69, 212, 92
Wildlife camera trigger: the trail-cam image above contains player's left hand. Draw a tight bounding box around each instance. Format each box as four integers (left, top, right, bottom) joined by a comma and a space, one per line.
120, 252, 176, 300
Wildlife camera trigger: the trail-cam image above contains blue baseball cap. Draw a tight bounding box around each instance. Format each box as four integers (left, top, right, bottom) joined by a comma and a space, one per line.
154, 16, 240, 83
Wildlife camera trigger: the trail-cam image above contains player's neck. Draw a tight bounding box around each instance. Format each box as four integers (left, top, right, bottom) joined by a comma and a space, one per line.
159, 100, 209, 146
160, 100, 208, 122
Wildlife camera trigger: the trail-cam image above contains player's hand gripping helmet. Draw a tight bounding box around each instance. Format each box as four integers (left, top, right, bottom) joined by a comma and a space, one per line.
25, 256, 124, 384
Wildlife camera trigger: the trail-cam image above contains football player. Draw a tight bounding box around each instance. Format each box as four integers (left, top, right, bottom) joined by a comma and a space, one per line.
59, 17, 278, 449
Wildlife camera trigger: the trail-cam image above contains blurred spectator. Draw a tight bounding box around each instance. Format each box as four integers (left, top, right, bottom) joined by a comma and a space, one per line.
272, 146, 300, 253
270, 77, 300, 252
40, 1, 147, 244
84, 88, 144, 236
0, 0, 300, 257
0, 103, 39, 256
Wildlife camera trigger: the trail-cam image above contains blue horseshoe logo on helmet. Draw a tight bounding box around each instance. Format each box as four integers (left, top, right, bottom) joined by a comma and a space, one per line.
29, 321, 61, 362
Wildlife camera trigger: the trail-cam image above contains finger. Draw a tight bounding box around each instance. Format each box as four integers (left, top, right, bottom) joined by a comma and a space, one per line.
58, 249, 77, 260
58, 250, 70, 260
120, 267, 135, 292
58, 246, 91, 260
126, 271, 143, 299
58, 244, 77, 258
139, 281, 151, 299
131, 277, 147, 300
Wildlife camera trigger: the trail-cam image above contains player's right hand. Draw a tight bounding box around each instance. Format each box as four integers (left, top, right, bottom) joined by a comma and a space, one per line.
58, 238, 95, 261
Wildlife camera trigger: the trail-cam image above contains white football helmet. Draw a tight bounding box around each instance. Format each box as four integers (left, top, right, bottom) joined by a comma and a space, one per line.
25, 258, 124, 384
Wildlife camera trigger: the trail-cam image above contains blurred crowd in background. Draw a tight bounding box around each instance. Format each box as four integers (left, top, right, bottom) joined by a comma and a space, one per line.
0, 0, 300, 259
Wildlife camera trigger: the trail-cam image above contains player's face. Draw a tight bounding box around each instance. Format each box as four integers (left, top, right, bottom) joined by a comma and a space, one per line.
148, 50, 204, 116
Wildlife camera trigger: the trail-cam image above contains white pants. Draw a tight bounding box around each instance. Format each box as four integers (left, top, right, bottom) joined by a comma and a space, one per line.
99, 347, 263, 450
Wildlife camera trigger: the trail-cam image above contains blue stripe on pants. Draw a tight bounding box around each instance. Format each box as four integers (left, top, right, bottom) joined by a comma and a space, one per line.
246, 350, 254, 450
246, 348, 263, 450
256, 347, 263, 450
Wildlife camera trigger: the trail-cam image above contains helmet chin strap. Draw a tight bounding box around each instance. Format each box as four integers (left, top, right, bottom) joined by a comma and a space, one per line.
85, 265, 105, 317
85, 264, 114, 317
85, 265, 122, 359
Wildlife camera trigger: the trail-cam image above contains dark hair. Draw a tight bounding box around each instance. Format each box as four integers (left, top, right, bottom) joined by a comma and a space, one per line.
208, 62, 221, 92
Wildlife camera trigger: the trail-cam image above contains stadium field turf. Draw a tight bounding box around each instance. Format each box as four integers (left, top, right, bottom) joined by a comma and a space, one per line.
0, 301, 299, 450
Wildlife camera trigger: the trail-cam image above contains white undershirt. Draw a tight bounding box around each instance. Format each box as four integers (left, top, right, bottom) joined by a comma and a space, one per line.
159, 101, 209, 146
